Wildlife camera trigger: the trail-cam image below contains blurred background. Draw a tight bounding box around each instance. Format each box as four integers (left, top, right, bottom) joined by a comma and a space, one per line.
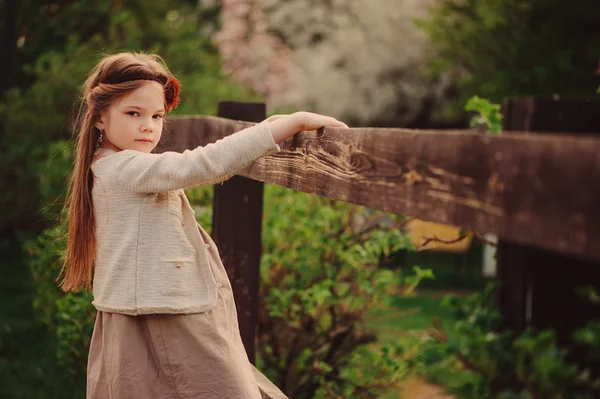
1, 0, 600, 398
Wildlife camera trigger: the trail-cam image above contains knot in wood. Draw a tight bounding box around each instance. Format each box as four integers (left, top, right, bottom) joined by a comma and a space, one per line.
404, 169, 424, 185
348, 152, 371, 170
487, 172, 505, 194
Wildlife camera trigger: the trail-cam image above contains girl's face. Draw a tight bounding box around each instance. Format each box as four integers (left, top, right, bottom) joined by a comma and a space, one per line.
95, 81, 166, 154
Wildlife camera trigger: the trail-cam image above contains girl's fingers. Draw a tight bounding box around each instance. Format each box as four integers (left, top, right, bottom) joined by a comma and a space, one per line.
300, 113, 349, 130
328, 119, 349, 128
329, 116, 348, 128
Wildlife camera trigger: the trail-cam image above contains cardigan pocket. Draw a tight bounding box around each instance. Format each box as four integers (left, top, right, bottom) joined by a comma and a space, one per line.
159, 259, 195, 296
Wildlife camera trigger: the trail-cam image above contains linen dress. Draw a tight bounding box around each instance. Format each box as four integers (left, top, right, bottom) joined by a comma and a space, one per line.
86, 226, 287, 399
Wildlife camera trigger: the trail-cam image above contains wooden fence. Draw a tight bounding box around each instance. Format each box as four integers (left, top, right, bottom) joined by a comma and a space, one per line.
157, 99, 600, 365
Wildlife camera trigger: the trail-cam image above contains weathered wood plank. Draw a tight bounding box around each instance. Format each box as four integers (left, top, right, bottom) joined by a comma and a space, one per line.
160, 116, 600, 261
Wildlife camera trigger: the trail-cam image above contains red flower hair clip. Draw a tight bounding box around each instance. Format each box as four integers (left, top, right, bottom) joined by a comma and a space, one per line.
165, 77, 181, 112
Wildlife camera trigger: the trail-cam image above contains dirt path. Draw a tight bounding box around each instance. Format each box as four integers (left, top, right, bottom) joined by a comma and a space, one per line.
395, 375, 454, 399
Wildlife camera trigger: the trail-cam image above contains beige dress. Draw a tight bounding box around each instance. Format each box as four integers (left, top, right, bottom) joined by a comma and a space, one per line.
86, 227, 287, 399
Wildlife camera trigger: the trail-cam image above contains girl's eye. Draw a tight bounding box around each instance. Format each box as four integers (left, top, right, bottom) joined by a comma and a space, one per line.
126, 111, 163, 119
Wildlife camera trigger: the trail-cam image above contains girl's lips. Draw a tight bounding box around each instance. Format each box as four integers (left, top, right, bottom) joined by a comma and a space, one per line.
136, 139, 153, 143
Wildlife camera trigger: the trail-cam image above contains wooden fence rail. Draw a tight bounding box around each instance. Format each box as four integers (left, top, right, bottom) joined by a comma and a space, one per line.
157, 99, 600, 363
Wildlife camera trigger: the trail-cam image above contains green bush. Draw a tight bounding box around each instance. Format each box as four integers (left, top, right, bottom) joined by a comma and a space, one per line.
256, 185, 434, 398
0, 234, 82, 399
418, 0, 600, 117
405, 284, 600, 398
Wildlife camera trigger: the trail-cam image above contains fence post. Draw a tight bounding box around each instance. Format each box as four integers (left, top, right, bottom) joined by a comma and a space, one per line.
213, 101, 266, 364
497, 98, 600, 363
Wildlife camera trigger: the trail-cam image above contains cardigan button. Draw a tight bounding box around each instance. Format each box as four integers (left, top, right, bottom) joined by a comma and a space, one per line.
204, 243, 210, 248
175, 264, 181, 268
216, 282, 222, 288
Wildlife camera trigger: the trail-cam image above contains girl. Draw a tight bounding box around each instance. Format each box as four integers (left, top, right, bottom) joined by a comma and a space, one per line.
61, 52, 348, 399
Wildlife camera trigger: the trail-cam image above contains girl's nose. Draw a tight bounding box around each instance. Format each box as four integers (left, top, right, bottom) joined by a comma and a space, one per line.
141, 123, 153, 132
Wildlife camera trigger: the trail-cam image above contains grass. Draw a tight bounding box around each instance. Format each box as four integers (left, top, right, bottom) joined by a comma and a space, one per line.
366, 251, 485, 340
366, 292, 458, 344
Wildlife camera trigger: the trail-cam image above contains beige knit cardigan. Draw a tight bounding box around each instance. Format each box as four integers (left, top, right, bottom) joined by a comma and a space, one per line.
89, 121, 280, 315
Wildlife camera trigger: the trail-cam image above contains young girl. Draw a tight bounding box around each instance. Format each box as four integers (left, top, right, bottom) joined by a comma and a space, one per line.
61, 52, 348, 399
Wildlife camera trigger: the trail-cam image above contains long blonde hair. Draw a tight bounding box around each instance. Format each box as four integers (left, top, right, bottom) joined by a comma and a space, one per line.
60, 52, 179, 292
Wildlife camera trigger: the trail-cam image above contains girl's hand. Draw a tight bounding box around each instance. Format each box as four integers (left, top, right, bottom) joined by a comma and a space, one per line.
268, 111, 349, 144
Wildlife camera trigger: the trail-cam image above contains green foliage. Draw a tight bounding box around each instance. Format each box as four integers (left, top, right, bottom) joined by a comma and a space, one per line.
465, 96, 503, 134
24, 223, 95, 382
407, 284, 600, 398
576, 287, 600, 305
574, 322, 600, 362
0, 0, 259, 233
573, 288, 600, 362
418, 0, 600, 117
0, 236, 82, 399
313, 344, 410, 398
256, 185, 429, 398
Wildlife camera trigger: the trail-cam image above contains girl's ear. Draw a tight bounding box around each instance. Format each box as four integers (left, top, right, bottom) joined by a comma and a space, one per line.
94, 118, 104, 131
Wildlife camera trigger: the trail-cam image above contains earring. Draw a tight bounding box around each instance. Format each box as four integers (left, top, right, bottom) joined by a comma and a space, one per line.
97, 129, 103, 147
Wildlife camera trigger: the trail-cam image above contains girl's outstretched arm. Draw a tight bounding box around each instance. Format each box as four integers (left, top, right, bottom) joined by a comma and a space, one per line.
96, 112, 348, 194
